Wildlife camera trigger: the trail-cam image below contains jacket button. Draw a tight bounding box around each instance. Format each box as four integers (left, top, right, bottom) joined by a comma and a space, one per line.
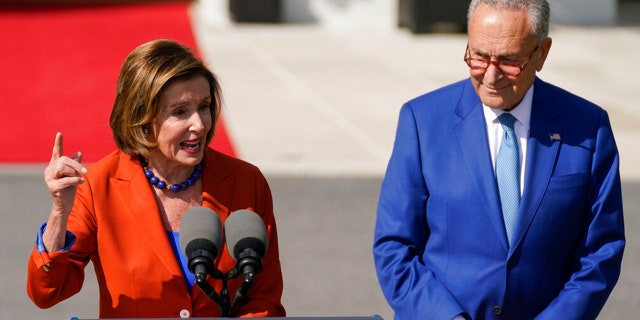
179, 309, 190, 318
507, 258, 516, 268
492, 306, 503, 315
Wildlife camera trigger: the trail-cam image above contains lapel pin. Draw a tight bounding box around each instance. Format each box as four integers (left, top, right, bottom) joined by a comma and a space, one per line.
549, 133, 561, 141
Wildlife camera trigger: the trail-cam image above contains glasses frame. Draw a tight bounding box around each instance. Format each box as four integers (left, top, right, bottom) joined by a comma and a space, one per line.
463, 43, 539, 77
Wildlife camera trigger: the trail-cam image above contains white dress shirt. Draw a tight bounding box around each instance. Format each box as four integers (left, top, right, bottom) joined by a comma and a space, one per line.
482, 86, 533, 194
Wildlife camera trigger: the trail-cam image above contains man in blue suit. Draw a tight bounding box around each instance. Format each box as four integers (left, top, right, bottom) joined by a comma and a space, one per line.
373, 1, 625, 319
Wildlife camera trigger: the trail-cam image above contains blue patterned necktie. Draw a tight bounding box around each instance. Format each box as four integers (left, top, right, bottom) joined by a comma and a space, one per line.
496, 113, 521, 246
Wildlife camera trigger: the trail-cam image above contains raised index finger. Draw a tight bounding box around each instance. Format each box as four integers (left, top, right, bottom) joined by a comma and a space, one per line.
51, 132, 63, 162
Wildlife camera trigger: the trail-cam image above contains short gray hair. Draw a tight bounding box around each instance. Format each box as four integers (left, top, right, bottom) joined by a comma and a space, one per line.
467, 0, 550, 42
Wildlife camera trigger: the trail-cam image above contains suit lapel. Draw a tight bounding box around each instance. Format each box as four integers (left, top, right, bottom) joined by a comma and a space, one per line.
200, 149, 238, 273
112, 153, 185, 282
510, 79, 562, 251
201, 149, 233, 223
454, 81, 509, 251
453, 79, 563, 253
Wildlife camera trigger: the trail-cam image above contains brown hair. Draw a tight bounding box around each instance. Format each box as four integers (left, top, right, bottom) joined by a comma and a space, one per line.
109, 39, 222, 156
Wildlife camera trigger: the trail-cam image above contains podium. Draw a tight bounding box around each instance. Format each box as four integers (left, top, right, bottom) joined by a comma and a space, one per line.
75, 317, 383, 320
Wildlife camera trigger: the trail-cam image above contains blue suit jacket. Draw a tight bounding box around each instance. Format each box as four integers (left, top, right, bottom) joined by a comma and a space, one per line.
373, 78, 625, 320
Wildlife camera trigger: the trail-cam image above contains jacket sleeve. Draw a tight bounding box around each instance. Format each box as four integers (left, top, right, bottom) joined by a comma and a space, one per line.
534, 110, 625, 320
26, 179, 97, 309
373, 103, 467, 320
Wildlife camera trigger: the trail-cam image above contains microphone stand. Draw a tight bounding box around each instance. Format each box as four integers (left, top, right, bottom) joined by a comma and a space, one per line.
225, 267, 255, 316
190, 251, 232, 317
194, 265, 255, 317
191, 250, 262, 317
228, 248, 261, 314
195, 271, 231, 317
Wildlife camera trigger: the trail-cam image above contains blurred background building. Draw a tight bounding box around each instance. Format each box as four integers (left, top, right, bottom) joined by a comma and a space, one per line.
4, 0, 638, 29
205, 0, 639, 30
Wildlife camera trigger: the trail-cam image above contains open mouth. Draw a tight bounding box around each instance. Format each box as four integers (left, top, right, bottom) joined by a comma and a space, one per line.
180, 139, 201, 151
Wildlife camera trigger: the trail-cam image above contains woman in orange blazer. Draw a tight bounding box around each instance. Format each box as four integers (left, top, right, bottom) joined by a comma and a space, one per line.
27, 39, 285, 318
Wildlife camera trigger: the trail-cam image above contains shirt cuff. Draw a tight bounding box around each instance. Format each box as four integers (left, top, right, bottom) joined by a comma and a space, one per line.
36, 222, 76, 253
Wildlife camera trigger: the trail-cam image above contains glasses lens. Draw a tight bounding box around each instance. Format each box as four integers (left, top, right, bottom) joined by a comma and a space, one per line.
498, 63, 522, 77
467, 58, 488, 70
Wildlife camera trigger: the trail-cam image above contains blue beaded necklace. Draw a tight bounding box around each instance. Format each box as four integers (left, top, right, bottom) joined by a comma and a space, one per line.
139, 156, 203, 192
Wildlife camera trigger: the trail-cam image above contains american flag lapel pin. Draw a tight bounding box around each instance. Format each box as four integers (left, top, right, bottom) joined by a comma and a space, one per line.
549, 132, 561, 141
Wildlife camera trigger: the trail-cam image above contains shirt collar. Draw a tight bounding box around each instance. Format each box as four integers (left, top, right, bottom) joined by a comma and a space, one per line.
482, 85, 533, 130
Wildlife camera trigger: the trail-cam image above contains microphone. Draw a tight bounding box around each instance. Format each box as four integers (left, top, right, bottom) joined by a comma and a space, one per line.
180, 207, 223, 279
224, 209, 269, 278
224, 209, 268, 313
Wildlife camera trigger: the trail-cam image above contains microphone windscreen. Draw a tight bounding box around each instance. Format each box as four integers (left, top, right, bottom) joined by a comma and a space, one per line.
224, 209, 268, 259
180, 207, 223, 259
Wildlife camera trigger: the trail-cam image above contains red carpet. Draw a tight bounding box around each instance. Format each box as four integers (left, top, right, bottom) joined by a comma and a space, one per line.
0, 2, 235, 163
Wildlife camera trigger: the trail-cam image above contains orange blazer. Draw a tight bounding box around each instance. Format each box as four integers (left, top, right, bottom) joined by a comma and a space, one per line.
27, 148, 286, 318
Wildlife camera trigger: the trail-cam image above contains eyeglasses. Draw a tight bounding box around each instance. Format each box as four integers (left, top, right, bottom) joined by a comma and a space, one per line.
463, 43, 539, 77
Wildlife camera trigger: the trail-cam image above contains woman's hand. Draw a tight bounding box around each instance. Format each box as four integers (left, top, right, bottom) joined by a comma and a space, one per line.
45, 132, 87, 214
42, 132, 87, 252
